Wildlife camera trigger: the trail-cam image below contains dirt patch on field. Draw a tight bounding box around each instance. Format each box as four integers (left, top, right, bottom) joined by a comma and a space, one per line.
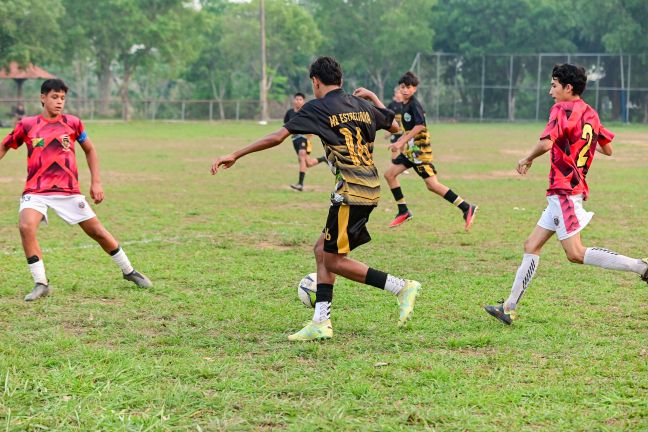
257, 241, 293, 251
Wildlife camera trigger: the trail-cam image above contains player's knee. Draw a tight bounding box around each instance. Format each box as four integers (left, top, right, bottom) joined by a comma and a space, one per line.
523, 239, 540, 255
18, 221, 36, 237
565, 250, 584, 264
384, 170, 394, 181
322, 253, 341, 274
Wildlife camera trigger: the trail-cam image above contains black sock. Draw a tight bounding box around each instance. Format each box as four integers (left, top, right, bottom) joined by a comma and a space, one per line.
317, 156, 326, 164
109, 246, 121, 256
443, 189, 470, 212
298, 171, 305, 185
315, 283, 333, 303
391, 187, 409, 214
27, 255, 40, 264
365, 268, 388, 289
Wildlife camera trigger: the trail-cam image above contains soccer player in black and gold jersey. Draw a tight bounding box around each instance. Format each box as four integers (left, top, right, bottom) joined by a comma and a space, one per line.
283, 92, 326, 191
384, 71, 478, 231
386, 86, 404, 149
211, 57, 421, 341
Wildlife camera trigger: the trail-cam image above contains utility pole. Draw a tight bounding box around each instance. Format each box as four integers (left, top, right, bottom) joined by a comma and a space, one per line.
259, 0, 269, 124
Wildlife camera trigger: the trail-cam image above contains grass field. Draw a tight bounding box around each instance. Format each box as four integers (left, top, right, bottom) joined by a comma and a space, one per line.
0, 120, 647, 431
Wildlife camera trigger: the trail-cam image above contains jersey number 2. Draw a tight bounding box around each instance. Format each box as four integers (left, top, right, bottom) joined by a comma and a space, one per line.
577, 123, 593, 168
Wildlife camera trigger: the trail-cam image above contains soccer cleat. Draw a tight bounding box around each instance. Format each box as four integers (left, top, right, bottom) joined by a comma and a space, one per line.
290, 183, 304, 191
463, 204, 478, 231
388, 211, 413, 228
24, 283, 51, 302
484, 302, 514, 325
641, 258, 648, 283
288, 320, 333, 341
123, 270, 153, 288
397, 280, 421, 327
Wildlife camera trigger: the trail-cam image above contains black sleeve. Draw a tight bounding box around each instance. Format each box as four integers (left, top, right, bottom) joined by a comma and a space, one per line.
412, 99, 427, 126
283, 109, 291, 124
371, 105, 395, 131
283, 102, 320, 135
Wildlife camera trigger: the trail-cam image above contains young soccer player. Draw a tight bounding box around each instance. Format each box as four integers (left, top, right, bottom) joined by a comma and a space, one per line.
0, 79, 152, 301
485, 64, 648, 325
212, 57, 421, 341
283, 92, 326, 191
384, 71, 478, 230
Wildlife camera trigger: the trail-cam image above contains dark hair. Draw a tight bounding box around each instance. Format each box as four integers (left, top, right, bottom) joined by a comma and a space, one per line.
41, 79, 68, 95
552, 64, 587, 96
309, 56, 342, 86
398, 71, 419, 87
294, 92, 305, 99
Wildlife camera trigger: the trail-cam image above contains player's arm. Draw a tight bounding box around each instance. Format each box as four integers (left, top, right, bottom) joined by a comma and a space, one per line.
392, 124, 425, 152
517, 138, 553, 175
596, 142, 613, 156
0, 143, 9, 161
211, 127, 290, 175
1, 122, 25, 161
353, 88, 400, 133
79, 138, 105, 204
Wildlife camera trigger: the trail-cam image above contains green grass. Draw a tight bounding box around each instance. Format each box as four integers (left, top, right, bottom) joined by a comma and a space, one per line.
0, 120, 647, 431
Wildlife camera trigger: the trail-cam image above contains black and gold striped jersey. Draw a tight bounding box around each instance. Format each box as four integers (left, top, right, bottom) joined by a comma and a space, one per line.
284, 88, 395, 206
401, 96, 432, 163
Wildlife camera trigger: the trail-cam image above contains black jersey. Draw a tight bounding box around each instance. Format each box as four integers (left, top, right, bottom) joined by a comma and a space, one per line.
386, 100, 403, 143
283, 88, 395, 206
284, 108, 307, 142
401, 96, 432, 163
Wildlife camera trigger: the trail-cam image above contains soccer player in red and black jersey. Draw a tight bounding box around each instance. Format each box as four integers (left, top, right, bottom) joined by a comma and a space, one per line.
212, 57, 421, 341
384, 71, 478, 230
0, 79, 152, 301
485, 64, 648, 325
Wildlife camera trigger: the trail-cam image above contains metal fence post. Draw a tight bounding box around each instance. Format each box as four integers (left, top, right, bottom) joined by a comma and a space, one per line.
209, 101, 213, 121
595, 55, 600, 111
535, 54, 542, 121
435, 53, 440, 121
508, 55, 514, 121
236, 101, 240, 121
480, 55, 485, 121
181, 101, 186, 121
626, 55, 632, 124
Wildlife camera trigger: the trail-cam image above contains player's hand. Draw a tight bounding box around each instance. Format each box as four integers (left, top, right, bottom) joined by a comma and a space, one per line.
352, 87, 376, 101
516, 158, 533, 175
211, 154, 237, 175
90, 182, 104, 204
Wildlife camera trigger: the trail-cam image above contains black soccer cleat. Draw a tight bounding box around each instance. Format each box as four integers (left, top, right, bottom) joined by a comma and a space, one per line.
123, 270, 153, 288
484, 302, 514, 325
641, 258, 648, 284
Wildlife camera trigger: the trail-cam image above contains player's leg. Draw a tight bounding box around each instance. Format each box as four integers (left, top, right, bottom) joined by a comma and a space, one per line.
306, 155, 326, 168
485, 225, 554, 324
78, 217, 152, 288
19, 207, 51, 301
562, 234, 648, 279
384, 155, 412, 227
421, 170, 478, 231
290, 144, 308, 191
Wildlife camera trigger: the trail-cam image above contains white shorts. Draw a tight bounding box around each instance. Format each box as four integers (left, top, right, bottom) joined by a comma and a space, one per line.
19, 194, 96, 225
537, 194, 593, 240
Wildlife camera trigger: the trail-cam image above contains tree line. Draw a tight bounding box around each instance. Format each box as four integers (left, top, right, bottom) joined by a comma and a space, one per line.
1, 0, 646, 120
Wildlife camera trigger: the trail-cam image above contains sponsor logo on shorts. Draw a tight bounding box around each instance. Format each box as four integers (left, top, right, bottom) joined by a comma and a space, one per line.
553, 217, 560, 226
78, 201, 86, 209
21, 195, 31, 203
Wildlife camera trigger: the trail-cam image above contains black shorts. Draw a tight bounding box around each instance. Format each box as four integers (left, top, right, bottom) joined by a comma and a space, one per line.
322, 205, 374, 254
392, 153, 437, 179
292, 136, 311, 154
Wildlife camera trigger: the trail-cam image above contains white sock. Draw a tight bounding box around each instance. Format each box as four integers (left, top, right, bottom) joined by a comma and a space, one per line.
583, 248, 647, 274
313, 302, 331, 323
28, 260, 48, 285
110, 247, 134, 274
385, 274, 406, 295
504, 254, 539, 311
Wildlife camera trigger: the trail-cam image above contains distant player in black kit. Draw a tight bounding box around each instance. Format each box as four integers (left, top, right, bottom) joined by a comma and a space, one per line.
212, 57, 421, 341
283, 92, 325, 191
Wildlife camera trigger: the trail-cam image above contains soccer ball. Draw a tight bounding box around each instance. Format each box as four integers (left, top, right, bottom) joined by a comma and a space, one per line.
297, 272, 317, 308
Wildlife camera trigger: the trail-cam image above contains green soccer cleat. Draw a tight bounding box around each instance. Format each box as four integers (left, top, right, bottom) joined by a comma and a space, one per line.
484, 302, 515, 325
287, 320, 333, 341
397, 280, 421, 327
24, 282, 51, 302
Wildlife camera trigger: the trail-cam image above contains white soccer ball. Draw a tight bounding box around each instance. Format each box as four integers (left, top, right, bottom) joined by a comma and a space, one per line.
297, 272, 317, 308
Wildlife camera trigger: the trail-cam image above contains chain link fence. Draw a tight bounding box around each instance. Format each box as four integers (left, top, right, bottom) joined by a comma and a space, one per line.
410, 52, 648, 123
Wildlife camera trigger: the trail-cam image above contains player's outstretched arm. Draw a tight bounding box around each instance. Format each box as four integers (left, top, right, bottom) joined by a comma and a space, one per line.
79, 139, 105, 204
517, 138, 552, 175
211, 127, 290, 175
596, 142, 613, 156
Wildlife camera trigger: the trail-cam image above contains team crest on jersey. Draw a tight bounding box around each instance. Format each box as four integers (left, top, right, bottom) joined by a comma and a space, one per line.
404, 113, 412, 122
60, 135, 71, 152
32, 138, 44, 148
